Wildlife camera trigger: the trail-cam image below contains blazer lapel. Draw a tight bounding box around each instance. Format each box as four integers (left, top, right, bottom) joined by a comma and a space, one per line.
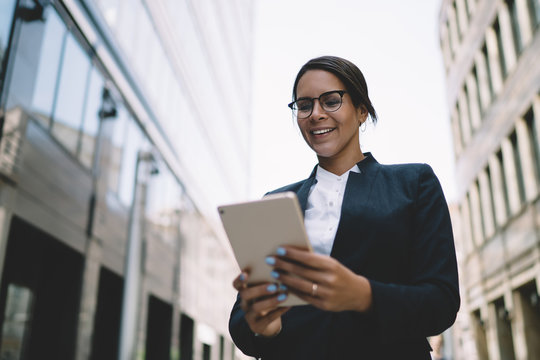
296, 166, 318, 215
330, 154, 380, 262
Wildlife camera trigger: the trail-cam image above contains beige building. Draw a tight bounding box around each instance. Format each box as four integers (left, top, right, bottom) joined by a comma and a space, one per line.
439, 0, 540, 359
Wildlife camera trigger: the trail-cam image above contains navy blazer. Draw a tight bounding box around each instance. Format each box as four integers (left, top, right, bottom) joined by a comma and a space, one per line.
229, 153, 460, 360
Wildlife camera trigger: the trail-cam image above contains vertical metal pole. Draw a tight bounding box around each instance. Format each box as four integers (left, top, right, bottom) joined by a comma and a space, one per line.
118, 151, 149, 360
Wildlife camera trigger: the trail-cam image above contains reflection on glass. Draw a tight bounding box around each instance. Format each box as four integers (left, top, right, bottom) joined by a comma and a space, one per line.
52, 33, 91, 154
80, 67, 104, 168
108, 104, 129, 193
0, 284, 33, 360
0, 0, 17, 68
30, 9, 66, 127
118, 118, 143, 206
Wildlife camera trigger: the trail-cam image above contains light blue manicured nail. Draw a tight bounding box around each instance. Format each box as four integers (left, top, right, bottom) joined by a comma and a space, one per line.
270, 271, 280, 279
267, 284, 277, 292
239, 274, 246, 281
276, 247, 286, 256
265, 256, 275, 265
279, 284, 288, 291
277, 293, 287, 302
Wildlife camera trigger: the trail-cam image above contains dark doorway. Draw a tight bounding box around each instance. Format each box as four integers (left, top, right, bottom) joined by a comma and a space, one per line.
180, 313, 194, 360
202, 343, 211, 360
0, 216, 83, 360
90, 267, 123, 360
145, 295, 172, 360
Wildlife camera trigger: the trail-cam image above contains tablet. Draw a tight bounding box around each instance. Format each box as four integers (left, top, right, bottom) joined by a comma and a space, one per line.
218, 191, 312, 306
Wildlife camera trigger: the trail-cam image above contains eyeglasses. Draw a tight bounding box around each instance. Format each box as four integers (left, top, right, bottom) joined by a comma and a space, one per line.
288, 90, 347, 119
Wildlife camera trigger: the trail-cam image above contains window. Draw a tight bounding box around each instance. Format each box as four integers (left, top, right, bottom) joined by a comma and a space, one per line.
510, 130, 527, 205
30, 9, 67, 127
51, 33, 91, 154
481, 43, 494, 99
524, 107, 540, 186
472, 66, 483, 116
117, 117, 145, 207
493, 18, 507, 78
505, 0, 524, 54
527, 0, 540, 30
79, 66, 105, 168
496, 150, 511, 218
0, 0, 17, 81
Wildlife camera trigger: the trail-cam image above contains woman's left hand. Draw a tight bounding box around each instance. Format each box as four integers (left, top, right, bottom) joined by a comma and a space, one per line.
267, 246, 372, 312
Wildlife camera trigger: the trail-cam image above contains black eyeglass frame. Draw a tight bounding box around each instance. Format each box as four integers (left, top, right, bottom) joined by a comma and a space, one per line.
288, 90, 347, 119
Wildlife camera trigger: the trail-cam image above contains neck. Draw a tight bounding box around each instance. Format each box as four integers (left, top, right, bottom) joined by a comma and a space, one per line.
318, 151, 365, 176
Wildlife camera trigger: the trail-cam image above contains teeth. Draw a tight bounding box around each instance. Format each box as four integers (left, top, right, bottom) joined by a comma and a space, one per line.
312, 128, 334, 135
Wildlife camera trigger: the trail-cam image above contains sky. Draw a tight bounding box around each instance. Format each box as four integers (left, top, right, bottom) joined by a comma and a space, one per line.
249, 0, 458, 203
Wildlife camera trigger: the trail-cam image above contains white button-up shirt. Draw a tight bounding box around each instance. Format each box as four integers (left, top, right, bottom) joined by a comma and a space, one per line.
304, 164, 360, 255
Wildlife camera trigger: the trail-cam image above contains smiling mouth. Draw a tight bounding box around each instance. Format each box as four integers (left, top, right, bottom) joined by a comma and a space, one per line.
310, 128, 335, 135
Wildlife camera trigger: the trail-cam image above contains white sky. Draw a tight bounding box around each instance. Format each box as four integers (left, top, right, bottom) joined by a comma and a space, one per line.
249, 0, 458, 204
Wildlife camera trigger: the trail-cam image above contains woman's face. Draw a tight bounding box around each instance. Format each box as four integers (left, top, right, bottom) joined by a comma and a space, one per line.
295, 70, 367, 163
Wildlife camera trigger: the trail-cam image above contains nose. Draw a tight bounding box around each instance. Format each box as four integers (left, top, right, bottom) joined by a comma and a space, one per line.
310, 99, 325, 120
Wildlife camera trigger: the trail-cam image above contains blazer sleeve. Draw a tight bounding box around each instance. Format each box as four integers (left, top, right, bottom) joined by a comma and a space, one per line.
229, 294, 278, 358
368, 164, 460, 340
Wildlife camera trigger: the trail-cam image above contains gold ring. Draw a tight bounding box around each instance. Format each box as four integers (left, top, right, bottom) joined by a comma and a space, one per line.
311, 282, 318, 297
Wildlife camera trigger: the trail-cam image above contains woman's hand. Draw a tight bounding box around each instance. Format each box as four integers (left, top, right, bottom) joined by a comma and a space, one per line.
232, 270, 291, 337
267, 246, 372, 312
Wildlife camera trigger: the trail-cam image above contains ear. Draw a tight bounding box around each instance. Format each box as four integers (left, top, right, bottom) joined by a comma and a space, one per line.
356, 105, 368, 126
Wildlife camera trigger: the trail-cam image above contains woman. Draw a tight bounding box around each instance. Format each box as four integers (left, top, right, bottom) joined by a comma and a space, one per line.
229, 56, 459, 359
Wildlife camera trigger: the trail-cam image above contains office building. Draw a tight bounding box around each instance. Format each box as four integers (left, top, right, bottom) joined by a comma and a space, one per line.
0, 0, 253, 359
439, 0, 540, 359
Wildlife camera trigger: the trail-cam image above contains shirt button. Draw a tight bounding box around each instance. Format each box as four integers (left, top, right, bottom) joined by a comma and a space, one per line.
337, 178, 342, 181
329, 201, 334, 206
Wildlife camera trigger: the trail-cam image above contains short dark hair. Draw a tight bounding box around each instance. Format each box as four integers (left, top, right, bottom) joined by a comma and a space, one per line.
291, 56, 378, 123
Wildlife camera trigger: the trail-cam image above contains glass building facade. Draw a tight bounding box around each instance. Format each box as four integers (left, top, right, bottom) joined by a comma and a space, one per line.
0, 0, 253, 359
439, 0, 540, 359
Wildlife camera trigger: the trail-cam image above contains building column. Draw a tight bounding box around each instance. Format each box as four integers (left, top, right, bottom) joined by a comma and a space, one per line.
486, 303, 503, 360
75, 238, 103, 360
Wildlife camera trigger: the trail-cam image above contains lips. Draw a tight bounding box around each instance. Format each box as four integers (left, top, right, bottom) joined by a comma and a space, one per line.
310, 128, 335, 135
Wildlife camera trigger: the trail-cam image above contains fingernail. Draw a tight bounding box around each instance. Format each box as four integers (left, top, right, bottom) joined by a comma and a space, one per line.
267, 284, 277, 292
265, 256, 275, 265
276, 247, 286, 256
270, 271, 280, 279
277, 293, 287, 302
239, 274, 246, 281
279, 284, 288, 291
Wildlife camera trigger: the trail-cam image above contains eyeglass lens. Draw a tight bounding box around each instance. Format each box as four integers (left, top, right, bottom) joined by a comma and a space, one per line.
294, 91, 344, 118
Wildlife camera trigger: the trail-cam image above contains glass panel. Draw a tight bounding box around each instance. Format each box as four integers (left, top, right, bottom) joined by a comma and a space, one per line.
30, 9, 67, 127
80, 66, 105, 168
0, 0, 17, 68
0, 284, 34, 360
118, 118, 144, 206
107, 104, 129, 193
52, 33, 91, 154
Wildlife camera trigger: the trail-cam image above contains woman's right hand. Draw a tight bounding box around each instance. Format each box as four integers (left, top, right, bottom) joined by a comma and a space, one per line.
232, 271, 290, 337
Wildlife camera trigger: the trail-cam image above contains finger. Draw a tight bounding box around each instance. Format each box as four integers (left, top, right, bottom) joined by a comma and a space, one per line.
249, 292, 291, 317
240, 282, 282, 305
275, 271, 327, 298
232, 271, 249, 290
277, 246, 331, 270
256, 306, 290, 327
270, 256, 324, 284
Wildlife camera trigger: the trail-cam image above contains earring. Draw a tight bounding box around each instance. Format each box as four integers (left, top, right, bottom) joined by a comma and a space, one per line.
360, 121, 367, 133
